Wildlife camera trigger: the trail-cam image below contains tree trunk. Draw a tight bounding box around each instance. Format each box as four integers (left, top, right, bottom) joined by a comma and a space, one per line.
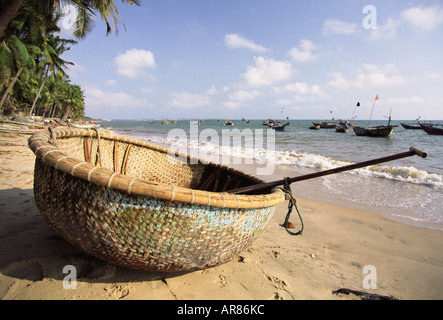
0, 66, 23, 111
49, 103, 56, 118
0, 0, 24, 35
29, 67, 49, 116
62, 105, 71, 120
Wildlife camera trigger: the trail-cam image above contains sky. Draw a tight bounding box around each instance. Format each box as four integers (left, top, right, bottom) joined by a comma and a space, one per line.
60, 0, 443, 120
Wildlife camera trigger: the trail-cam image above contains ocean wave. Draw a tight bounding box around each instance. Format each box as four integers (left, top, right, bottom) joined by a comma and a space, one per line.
133, 134, 443, 189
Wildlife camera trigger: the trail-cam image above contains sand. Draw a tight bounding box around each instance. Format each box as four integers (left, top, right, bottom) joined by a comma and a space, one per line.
0, 131, 442, 300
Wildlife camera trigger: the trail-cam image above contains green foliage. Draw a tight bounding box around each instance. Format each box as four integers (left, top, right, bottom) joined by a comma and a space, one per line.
0, 1, 84, 118
1, 0, 140, 118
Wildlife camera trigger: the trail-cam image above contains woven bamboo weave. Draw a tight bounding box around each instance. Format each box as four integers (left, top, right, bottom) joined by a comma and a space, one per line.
29, 127, 285, 272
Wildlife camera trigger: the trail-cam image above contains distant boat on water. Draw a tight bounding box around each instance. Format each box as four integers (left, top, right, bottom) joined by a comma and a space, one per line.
400, 122, 422, 129
312, 120, 337, 129
352, 125, 395, 137
271, 122, 289, 131
335, 121, 349, 133
351, 95, 397, 137
419, 122, 443, 135
400, 117, 423, 129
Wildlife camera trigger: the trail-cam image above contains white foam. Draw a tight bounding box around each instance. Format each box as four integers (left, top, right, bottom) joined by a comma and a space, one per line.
129, 134, 443, 190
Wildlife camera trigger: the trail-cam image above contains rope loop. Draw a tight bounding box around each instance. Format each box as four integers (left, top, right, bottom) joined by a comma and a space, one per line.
92, 127, 102, 166
48, 126, 57, 146
278, 177, 304, 236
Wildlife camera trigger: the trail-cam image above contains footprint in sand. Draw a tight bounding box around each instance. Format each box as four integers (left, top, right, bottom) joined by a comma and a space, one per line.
266, 275, 287, 290
218, 275, 227, 288
268, 292, 284, 300
105, 284, 131, 299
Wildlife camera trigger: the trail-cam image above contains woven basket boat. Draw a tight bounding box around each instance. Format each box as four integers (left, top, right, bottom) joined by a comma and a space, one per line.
29, 127, 285, 272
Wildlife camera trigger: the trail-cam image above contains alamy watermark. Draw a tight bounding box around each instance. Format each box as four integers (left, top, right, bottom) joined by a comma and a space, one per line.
362, 5, 377, 30
166, 121, 276, 176
62, 265, 77, 289
60, 4, 78, 31
362, 265, 377, 289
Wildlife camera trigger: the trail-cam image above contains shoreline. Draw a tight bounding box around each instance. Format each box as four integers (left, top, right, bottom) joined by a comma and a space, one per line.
126, 126, 442, 232
0, 131, 442, 300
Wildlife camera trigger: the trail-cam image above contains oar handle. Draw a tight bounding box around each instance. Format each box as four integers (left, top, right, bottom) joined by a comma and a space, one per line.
228, 146, 427, 194
409, 146, 427, 158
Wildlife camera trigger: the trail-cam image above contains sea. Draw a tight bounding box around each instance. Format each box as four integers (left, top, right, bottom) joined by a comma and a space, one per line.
96, 119, 443, 231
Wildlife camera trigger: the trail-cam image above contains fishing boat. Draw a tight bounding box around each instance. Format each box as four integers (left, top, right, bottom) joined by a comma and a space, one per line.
351, 125, 395, 137
225, 120, 234, 125
335, 121, 349, 133
271, 121, 289, 131
419, 122, 443, 135
352, 95, 397, 137
400, 122, 422, 130
28, 127, 285, 272
309, 124, 320, 130
69, 122, 98, 129
0, 122, 47, 134
312, 121, 337, 129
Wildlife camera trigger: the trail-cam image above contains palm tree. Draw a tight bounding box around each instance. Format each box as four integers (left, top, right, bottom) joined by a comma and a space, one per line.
0, 34, 39, 112
0, 0, 25, 36
56, 81, 85, 119
0, 0, 141, 38
0, 1, 52, 112
29, 35, 76, 116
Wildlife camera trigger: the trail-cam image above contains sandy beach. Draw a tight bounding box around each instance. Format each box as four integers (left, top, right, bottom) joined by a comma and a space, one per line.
0, 131, 442, 300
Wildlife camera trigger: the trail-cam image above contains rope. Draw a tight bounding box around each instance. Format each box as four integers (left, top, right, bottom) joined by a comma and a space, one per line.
278, 177, 304, 236
92, 127, 102, 166
48, 126, 57, 146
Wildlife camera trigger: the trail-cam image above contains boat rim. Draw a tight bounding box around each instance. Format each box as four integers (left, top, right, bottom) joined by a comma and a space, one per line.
28, 127, 285, 209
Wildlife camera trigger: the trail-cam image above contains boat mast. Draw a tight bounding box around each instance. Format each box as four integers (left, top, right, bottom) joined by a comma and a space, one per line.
366, 94, 379, 127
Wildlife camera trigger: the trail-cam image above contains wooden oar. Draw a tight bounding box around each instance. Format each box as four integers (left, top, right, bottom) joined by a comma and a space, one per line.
228, 146, 427, 194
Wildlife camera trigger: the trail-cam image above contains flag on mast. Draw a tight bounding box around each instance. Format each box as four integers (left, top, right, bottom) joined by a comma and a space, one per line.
375, 94, 379, 100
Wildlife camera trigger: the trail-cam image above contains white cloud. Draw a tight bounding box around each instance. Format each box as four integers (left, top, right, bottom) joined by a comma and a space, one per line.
169, 92, 211, 108
329, 64, 410, 90
367, 18, 401, 41
386, 97, 426, 105
288, 39, 318, 62
273, 82, 324, 96
242, 56, 292, 87
66, 63, 89, 78
140, 86, 155, 94
223, 101, 242, 109
328, 71, 352, 90
401, 5, 443, 31
206, 86, 217, 95
223, 89, 262, 110
426, 73, 442, 80
323, 19, 359, 35
224, 34, 268, 53
275, 99, 294, 107
114, 49, 156, 78
105, 79, 117, 86
228, 89, 262, 101
85, 86, 146, 108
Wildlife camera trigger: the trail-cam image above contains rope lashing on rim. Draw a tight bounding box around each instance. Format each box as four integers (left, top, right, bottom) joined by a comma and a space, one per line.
278, 177, 304, 236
